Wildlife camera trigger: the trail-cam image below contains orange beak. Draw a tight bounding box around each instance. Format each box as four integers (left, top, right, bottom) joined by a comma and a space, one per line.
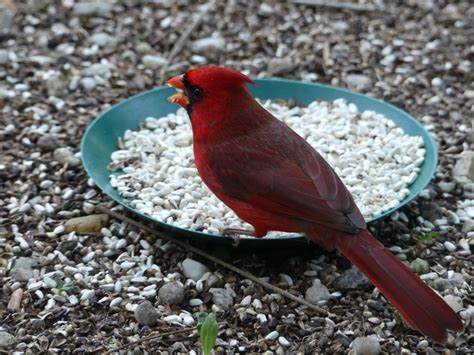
166, 75, 189, 108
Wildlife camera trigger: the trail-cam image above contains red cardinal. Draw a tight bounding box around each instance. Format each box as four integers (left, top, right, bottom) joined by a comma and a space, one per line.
167, 66, 463, 344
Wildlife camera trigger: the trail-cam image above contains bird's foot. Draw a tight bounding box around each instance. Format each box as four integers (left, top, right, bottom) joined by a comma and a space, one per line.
222, 228, 255, 246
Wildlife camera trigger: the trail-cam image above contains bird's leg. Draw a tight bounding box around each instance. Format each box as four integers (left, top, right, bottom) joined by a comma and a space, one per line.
222, 228, 256, 246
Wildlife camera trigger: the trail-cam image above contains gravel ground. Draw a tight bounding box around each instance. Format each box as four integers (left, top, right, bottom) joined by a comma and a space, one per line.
1, 0, 473, 353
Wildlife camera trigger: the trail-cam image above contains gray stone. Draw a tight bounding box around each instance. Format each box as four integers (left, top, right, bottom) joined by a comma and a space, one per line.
46, 75, 68, 97
82, 63, 114, 77
182, 258, 209, 281
134, 300, 159, 326
334, 267, 371, 290
64, 214, 109, 234
73, 1, 114, 16
409, 258, 430, 274
37, 135, 59, 152
0, 86, 13, 99
267, 57, 295, 76
209, 288, 234, 311
453, 151, 474, 181
9, 257, 38, 282
54, 147, 81, 167
191, 36, 226, 54
0, 331, 16, 349
142, 55, 168, 70
419, 202, 442, 222
344, 74, 373, 91
135, 42, 153, 54
443, 295, 463, 312
437, 181, 456, 193
90, 32, 116, 47
80, 77, 97, 91
58, 240, 78, 253
7, 288, 23, 310
0, 4, 14, 36
29, 55, 52, 66
351, 336, 381, 355
305, 279, 330, 304
434, 272, 465, 291
462, 219, 474, 233
0, 49, 9, 65
158, 281, 185, 305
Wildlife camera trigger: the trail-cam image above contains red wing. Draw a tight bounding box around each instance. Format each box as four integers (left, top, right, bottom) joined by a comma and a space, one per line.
208, 126, 366, 233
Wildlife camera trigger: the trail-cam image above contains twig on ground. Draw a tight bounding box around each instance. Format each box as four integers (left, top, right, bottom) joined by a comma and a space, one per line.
95, 205, 328, 316
158, 4, 211, 84
102, 327, 196, 354
289, 0, 380, 12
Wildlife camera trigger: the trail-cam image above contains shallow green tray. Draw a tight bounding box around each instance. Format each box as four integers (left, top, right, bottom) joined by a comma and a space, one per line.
81, 78, 437, 246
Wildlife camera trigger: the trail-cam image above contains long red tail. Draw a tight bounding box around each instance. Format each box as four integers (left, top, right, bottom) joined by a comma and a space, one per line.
331, 230, 463, 344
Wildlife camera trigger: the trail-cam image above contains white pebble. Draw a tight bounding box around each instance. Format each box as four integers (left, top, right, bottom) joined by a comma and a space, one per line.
444, 241, 456, 252
265, 330, 279, 341
278, 336, 291, 347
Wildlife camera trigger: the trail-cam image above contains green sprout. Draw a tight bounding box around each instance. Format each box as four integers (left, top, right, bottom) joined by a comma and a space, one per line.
55, 275, 75, 295
197, 313, 218, 355
414, 230, 439, 242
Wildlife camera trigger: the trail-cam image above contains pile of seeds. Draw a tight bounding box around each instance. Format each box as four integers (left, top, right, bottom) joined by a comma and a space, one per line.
109, 99, 425, 235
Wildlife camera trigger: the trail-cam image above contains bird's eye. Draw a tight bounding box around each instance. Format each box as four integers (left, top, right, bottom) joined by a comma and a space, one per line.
191, 87, 203, 101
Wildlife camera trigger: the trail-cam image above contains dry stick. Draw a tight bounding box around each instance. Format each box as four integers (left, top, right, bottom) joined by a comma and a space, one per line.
95, 205, 327, 316
289, 0, 380, 12
104, 327, 196, 354
158, 5, 209, 84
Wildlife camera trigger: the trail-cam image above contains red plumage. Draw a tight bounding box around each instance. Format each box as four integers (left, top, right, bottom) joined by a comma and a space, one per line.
167, 66, 463, 344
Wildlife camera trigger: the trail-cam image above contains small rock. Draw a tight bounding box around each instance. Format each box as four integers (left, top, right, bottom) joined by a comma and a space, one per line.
46, 75, 68, 97
58, 240, 78, 253
209, 288, 234, 311
264, 330, 279, 341
443, 295, 463, 312
431, 77, 443, 87
80, 77, 97, 91
73, 1, 113, 16
64, 214, 109, 233
90, 32, 116, 47
351, 336, 381, 355
419, 202, 442, 222
30, 319, 45, 331
158, 281, 185, 305
278, 336, 290, 347
191, 36, 226, 54
462, 220, 474, 233
182, 259, 210, 281
37, 135, 59, 152
0, 1, 15, 36
344, 74, 373, 91
409, 258, 430, 274
334, 267, 371, 290
434, 272, 465, 290
7, 288, 23, 310
0, 331, 16, 349
444, 241, 456, 252
0, 49, 9, 65
134, 301, 159, 326
142, 55, 168, 70
460, 305, 474, 320
267, 57, 295, 76
305, 279, 330, 304
417, 339, 429, 349
135, 42, 152, 54
54, 147, 81, 167
453, 151, 474, 181
9, 257, 37, 282
438, 181, 456, 193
